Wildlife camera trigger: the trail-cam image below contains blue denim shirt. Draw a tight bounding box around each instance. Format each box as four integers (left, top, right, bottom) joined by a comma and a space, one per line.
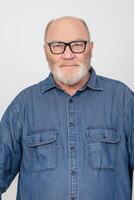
0, 67, 134, 200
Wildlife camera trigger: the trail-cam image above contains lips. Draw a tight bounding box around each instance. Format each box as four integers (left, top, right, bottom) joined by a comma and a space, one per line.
61, 64, 78, 67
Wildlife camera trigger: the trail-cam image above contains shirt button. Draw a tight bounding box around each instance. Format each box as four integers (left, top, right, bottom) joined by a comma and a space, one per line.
69, 122, 74, 126
70, 99, 73, 103
103, 134, 106, 139
70, 145, 75, 150
39, 138, 43, 142
71, 170, 76, 176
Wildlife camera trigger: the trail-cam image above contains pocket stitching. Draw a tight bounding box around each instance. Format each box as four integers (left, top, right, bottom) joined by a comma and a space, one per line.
86, 128, 120, 171
26, 129, 58, 172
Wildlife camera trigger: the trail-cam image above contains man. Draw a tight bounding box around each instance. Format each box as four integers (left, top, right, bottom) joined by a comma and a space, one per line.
0, 16, 134, 200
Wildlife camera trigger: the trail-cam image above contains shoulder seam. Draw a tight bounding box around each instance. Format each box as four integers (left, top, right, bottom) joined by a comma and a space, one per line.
11, 101, 22, 130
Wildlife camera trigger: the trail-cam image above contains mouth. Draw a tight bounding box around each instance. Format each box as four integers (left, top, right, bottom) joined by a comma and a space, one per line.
61, 64, 79, 68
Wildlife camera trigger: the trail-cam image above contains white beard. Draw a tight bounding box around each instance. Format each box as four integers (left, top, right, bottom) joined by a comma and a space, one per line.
49, 64, 91, 86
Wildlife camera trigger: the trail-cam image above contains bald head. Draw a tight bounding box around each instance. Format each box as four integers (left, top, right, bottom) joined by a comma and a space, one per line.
44, 16, 90, 42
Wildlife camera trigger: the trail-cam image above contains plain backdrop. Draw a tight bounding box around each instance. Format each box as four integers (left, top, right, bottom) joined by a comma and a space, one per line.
0, 0, 134, 199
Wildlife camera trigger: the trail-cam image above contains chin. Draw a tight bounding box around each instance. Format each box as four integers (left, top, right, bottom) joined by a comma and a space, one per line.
52, 64, 89, 86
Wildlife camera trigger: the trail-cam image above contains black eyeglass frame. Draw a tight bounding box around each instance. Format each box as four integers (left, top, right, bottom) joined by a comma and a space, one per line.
47, 40, 88, 54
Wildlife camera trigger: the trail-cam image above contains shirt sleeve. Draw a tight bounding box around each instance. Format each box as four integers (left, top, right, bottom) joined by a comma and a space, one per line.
0, 101, 22, 198
124, 90, 134, 170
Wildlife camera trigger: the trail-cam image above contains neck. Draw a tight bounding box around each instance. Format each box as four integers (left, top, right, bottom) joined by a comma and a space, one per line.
54, 72, 90, 96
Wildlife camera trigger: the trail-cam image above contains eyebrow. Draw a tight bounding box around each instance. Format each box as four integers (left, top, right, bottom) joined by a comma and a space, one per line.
46, 38, 90, 43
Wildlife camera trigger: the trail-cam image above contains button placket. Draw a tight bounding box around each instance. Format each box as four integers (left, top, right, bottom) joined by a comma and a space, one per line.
68, 97, 78, 200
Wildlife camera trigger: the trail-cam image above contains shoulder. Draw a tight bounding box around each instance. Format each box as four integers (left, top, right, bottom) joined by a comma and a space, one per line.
98, 74, 133, 94
9, 77, 48, 111
97, 74, 134, 109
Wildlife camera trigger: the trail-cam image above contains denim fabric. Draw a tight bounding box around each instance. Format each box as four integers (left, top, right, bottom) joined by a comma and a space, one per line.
0, 67, 134, 200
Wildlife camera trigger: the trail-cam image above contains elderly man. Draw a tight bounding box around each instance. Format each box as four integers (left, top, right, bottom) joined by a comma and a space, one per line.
0, 16, 134, 200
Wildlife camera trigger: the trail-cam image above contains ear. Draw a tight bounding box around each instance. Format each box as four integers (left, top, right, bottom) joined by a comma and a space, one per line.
89, 41, 94, 58
43, 44, 49, 61
90, 41, 94, 50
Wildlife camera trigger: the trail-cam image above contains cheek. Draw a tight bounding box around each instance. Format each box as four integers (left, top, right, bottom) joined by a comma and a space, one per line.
84, 50, 92, 63
47, 54, 61, 66
79, 54, 90, 65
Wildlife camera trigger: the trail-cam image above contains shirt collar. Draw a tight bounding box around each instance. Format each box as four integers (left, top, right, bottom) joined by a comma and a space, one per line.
40, 66, 104, 93
40, 72, 56, 93
86, 67, 104, 91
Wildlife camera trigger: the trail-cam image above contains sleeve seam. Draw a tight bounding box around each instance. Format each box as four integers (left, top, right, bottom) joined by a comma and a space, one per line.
123, 92, 134, 138
11, 101, 23, 131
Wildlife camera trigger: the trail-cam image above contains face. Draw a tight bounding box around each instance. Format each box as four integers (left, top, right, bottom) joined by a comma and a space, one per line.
44, 17, 93, 86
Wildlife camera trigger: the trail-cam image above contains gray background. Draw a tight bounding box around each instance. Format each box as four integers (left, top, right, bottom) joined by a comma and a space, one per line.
0, 0, 134, 199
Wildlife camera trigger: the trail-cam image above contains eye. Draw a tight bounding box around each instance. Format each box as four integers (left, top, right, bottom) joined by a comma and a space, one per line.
52, 43, 64, 48
71, 42, 84, 47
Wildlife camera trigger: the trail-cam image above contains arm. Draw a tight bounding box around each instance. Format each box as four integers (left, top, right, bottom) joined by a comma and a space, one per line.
0, 101, 22, 199
124, 90, 134, 169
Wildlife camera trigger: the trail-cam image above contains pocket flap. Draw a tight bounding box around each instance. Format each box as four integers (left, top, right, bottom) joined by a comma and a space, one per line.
87, 128, 120, 143
27, 129, 58, 147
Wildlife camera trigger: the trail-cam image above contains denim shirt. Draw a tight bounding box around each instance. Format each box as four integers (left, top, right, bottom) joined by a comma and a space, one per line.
0, 67, 134, 200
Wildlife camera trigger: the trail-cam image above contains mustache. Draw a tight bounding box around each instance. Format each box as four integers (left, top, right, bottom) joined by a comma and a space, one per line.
60, 63, 80, 67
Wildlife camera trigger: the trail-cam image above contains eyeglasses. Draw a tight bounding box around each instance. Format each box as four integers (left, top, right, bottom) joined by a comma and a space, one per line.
47, 40, 88, 54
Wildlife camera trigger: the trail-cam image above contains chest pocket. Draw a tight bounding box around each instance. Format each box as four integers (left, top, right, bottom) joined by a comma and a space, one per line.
86, 128, 120, 171
26, 129, 58, 172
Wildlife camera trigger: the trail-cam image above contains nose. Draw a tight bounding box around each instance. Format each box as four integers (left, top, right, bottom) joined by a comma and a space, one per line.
61, 45, 75, 59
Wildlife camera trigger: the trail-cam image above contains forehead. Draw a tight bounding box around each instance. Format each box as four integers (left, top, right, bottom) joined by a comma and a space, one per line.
46, 18, 89, 42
